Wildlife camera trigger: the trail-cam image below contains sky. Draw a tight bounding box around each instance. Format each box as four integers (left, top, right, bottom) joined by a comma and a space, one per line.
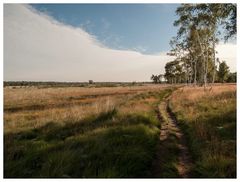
31, 4, 179, 54
4, 4, 237, 82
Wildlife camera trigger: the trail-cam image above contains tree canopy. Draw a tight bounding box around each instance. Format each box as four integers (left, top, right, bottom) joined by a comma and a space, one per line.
163, 3, 236, 87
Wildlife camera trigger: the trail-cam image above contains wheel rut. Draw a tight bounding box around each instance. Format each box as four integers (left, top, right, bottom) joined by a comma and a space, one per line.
152, 97, 193, 178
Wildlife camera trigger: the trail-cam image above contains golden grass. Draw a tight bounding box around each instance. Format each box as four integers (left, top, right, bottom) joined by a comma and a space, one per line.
4, 85, 168, 133
173, 84, 236, 102
4, 85, 168, 108
4, 97, 121, 133
4, 84, 175, 178
170, 84, 236, 122
169, 84, 236, 177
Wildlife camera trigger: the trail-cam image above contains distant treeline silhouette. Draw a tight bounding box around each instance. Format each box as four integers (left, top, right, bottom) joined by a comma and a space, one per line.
4, 81, 148, 88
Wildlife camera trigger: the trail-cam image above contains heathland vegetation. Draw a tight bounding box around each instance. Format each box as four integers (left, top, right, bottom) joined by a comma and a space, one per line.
4, 83, 236, 178
4, 85, 175, 177
4, 3, 236, 179
170, 85, 236, 177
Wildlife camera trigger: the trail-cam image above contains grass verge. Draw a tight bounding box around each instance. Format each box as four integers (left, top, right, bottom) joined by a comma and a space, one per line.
169, 85, 236, 177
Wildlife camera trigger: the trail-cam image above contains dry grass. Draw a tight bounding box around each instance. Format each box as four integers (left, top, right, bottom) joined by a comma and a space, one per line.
4, 97, 117, 133
4, 85, 168, 108
118, 96, 157, 114
169, 84, 236, 177
4, 84, 174, 178
4, 85, 168, 133
170, 84, 236, 122
173, 84, 236, 102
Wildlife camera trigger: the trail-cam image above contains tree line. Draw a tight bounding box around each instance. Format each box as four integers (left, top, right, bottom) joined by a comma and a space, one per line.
151, 4, 236, 85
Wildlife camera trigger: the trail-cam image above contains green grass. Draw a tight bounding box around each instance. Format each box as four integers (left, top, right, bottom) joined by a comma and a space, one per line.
4, 88, 174, 178
170, 89, 236, 178
5, 111, 159, 177
156, 133, 180, 178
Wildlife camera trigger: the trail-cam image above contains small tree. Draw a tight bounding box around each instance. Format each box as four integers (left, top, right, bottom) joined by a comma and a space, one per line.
227, 72, 236, 83
218, 61, 229, 83
151, 74, 159, 84
151, 74, 164, 84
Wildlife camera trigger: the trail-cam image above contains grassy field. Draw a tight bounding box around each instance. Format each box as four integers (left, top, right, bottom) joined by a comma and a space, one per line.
4, 84, 236, 178
4, 84, 174, 177
169, 84, 236, 177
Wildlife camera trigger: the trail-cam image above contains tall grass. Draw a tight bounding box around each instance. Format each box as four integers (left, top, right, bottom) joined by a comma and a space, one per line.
169, 85, 236, 177
4, 85, 169, 133
4, 85, 173, 177
5, 110, 159, 177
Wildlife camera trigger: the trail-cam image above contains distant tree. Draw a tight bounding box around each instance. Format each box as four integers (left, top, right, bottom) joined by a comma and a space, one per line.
89, 80, 94, 84
227, 72, 236, 83
151, 74, 158, 84
164, 60, 185, 84
151, 74, 163, 84
218, 61, 229, 83
151, 74, 157, 84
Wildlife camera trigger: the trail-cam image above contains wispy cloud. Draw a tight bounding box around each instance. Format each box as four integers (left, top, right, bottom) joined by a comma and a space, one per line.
4, 4, 236, 82
101, 18, 110, 30
132, 45, 148, 53
80, 19, 95, 34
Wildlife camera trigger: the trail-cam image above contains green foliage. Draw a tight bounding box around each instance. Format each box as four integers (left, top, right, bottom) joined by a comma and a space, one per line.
218, 61, 230, 83
168, 3, 236, 86
150, 74, 164, 84
226, 72, 236, 83
164, 60, 185, 84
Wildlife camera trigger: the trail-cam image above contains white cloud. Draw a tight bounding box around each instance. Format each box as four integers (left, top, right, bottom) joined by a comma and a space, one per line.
216, 42, 237, 72
4, 4, 236, 82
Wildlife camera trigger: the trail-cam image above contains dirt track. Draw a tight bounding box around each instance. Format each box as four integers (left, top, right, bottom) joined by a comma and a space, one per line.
152, 97, 192, 178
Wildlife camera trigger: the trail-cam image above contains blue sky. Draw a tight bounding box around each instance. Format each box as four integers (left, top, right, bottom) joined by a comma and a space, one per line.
4, 4, 236, 82
31, 4, 179, 54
